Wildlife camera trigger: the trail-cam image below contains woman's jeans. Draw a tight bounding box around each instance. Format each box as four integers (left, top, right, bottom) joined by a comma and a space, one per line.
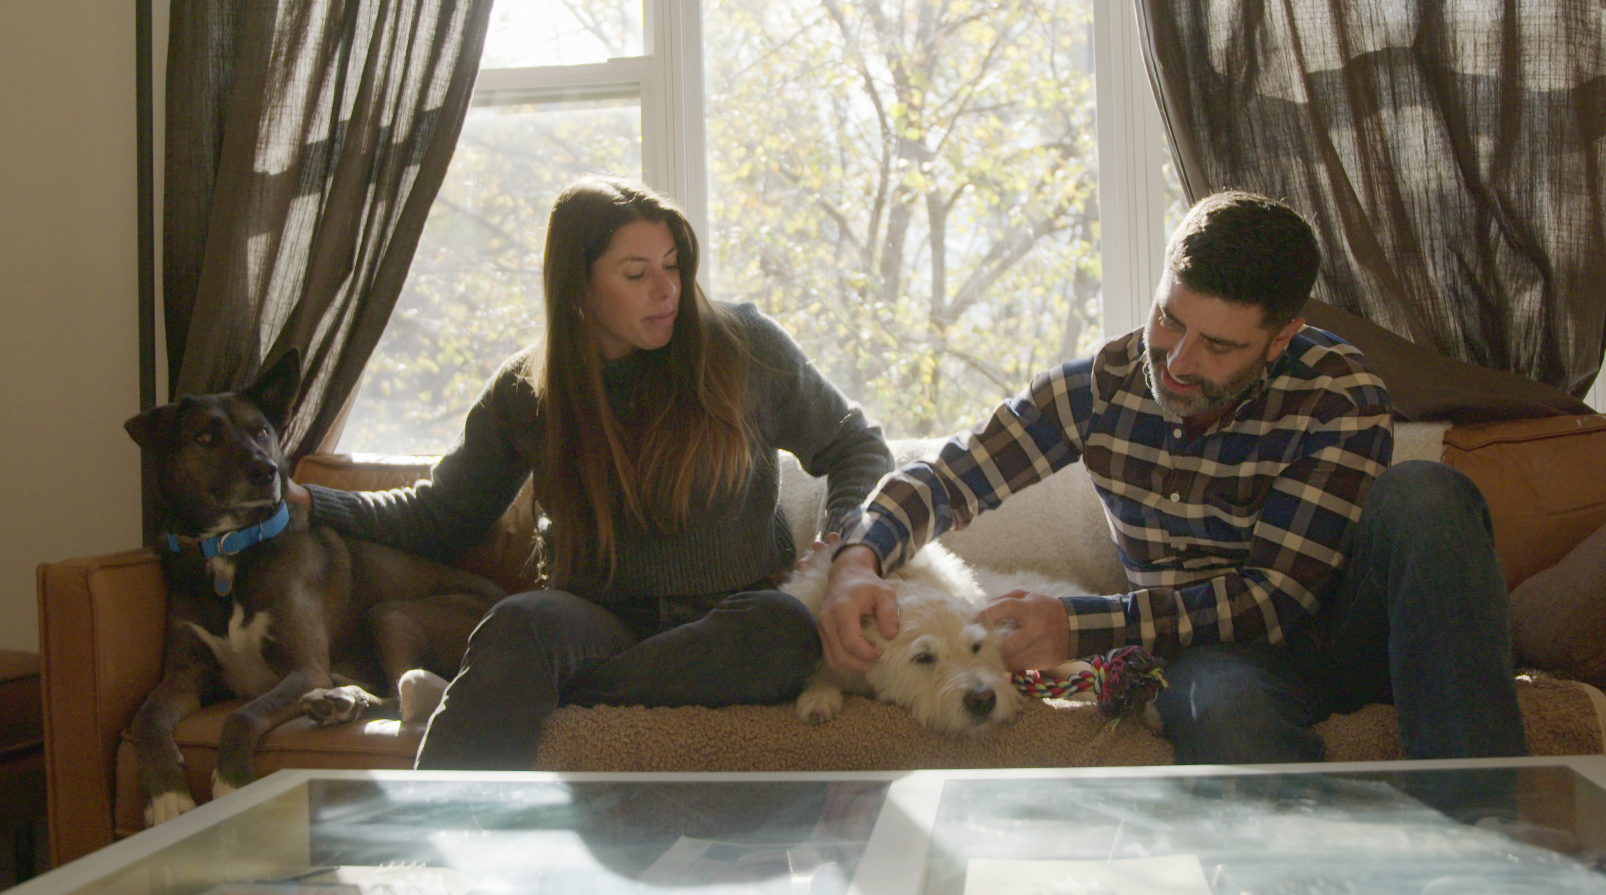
415, 585, 821, 770
1153, 460, 1529, 764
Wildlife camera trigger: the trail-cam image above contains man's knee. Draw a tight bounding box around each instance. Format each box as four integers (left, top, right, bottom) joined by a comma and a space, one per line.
1360, 460, 1507, 617
1365, 460, 1493, 539
1154, 645, 1323, 764
1157, 647, 1280, 729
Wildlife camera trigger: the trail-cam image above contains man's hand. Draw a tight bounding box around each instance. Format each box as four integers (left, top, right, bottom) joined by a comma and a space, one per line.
285, 479, 311, 508
817, 544, 899, 675
979, 590, 1071, 671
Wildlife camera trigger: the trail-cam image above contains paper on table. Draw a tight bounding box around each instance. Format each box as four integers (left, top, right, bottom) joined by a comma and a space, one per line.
962, 855, 1211, 895
198, 864, 475, 895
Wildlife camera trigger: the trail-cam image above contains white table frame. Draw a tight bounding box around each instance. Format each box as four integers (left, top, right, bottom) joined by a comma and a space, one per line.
17, 755, 1606, 895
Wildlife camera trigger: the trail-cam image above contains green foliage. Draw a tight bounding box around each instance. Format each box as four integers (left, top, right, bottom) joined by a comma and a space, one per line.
704, 0, 1104, 436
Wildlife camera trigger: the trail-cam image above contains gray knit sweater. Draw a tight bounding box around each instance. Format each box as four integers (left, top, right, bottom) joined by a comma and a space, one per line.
307, 302, 892, 601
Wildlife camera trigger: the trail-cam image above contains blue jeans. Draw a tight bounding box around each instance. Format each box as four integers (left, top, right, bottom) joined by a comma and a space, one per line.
1153, 460, 1528, 764
415, 586, 821, 770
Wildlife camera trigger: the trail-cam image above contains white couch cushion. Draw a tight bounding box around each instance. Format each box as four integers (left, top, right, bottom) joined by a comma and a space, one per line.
777, 422, 1449, 594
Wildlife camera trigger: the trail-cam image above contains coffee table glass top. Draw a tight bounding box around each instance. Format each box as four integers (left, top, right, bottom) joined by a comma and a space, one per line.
923, 765, 1606, 894
301, 776, 886, 893
20, 758, 1606, 895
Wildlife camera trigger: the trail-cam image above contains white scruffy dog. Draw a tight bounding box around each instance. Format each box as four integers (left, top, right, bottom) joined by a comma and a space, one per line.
781, 540, 1029, 735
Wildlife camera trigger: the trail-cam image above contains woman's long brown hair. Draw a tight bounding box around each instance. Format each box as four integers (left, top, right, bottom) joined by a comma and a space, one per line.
527, 177, 751, 583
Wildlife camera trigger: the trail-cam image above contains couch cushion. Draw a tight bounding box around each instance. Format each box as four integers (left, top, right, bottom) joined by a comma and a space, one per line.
114, 700, 421, 838
0, 651, 44, 829
1509, 520, 1606, 688
1441, 414, 1606, 590
0, 651, 41, 755
785, 439, 1131, 591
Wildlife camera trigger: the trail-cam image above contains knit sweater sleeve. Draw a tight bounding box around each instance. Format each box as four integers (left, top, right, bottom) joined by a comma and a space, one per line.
733, 303, 893, 535
303, 357, 538, 564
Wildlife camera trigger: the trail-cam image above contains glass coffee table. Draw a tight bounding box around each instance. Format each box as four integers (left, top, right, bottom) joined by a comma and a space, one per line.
17, 756, 1606, 895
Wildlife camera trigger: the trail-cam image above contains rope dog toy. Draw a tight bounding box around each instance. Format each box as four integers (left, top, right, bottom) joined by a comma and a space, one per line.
1012, 645, 1168, 719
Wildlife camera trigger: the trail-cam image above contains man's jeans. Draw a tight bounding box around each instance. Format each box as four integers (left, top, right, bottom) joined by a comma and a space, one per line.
415, 586, 821, 770
1153, 460, 1529, 764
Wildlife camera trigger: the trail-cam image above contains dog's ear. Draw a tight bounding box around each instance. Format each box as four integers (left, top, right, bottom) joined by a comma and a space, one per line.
243, 349, 302, 431
124, 401, 181, 451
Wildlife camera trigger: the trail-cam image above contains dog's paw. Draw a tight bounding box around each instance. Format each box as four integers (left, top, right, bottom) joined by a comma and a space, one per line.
1142, 702, 1164, 734
211, 770, 239, 800
301, 685, 380, 725
145, 790, 197, 827
795, 684, 844, 724
398, 668, 449, 723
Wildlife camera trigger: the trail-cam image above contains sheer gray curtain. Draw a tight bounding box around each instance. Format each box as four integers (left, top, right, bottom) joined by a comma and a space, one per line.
164, 0, 492, 461
1136, 1, 1604, 421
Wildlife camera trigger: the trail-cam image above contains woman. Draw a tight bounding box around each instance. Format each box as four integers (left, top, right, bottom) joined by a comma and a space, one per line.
289, 176, 892, 769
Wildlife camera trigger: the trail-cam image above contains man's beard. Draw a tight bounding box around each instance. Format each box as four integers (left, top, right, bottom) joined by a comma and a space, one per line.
1144, 346, 1267, 420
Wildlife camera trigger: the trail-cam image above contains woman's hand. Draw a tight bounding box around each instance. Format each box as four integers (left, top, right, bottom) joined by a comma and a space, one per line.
770, 533, 840, 586
817, 544, 898, 675
796, 531, 840, 570
284, 479, 312, 508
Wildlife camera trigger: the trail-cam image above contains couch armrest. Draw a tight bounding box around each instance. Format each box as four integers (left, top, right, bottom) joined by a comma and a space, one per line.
37, 549, 167, 866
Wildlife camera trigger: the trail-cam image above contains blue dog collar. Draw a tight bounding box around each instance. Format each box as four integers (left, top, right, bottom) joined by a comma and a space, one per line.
163, 501, 292, 596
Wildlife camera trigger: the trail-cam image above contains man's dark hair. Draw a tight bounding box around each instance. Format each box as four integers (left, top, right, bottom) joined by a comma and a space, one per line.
1164, 190, 1320, 330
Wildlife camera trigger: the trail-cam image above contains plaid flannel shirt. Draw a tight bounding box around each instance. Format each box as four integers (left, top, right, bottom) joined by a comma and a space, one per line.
840, 327, 1394, 660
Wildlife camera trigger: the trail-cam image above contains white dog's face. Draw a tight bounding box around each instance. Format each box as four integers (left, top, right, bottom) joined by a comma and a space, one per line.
784, 539, 1026, 735
861, 580, 1024, 735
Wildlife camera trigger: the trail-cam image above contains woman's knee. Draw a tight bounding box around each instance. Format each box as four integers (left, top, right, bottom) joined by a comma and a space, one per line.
711, 590, 822, 699
472, 590, 618, 649
727, 590, 820, 653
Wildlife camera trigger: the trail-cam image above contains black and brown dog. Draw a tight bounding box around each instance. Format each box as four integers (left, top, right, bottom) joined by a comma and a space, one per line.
124, 350, 503, 824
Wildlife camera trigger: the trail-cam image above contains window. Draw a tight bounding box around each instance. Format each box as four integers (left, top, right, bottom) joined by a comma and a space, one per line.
336, 0, 1184, 453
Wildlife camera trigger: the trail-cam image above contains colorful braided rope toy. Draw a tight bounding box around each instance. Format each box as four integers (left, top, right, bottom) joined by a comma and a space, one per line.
1011, 645, 1168, 719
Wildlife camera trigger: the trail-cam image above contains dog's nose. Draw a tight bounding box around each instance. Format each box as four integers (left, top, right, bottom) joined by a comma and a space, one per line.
246, 459, 277, 487
962, 686, 996, 719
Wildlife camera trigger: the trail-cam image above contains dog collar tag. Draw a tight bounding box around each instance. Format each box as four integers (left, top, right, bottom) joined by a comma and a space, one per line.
214, 576, 233, 597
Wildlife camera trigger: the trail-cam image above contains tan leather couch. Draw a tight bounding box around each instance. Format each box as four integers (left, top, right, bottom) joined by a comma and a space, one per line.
38, 418, 1606, 867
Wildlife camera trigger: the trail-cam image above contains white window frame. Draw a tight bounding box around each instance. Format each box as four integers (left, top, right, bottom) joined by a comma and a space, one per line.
468, 0, 710, 245
472, 0, 1172, 345
1093, 0, 1171, 342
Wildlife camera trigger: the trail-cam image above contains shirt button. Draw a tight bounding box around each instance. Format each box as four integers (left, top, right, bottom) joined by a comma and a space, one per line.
1170, 491, 1181, 502
1173, 428, 1183, 439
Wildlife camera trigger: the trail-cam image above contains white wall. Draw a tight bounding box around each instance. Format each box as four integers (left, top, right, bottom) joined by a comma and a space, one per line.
0, 3, 143, 651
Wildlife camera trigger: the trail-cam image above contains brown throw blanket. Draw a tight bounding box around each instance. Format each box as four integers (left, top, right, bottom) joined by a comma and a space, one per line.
535, 672, 1603, 771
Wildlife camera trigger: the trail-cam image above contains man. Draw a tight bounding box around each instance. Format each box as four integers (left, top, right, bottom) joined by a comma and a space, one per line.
819, 191, 1527, 763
